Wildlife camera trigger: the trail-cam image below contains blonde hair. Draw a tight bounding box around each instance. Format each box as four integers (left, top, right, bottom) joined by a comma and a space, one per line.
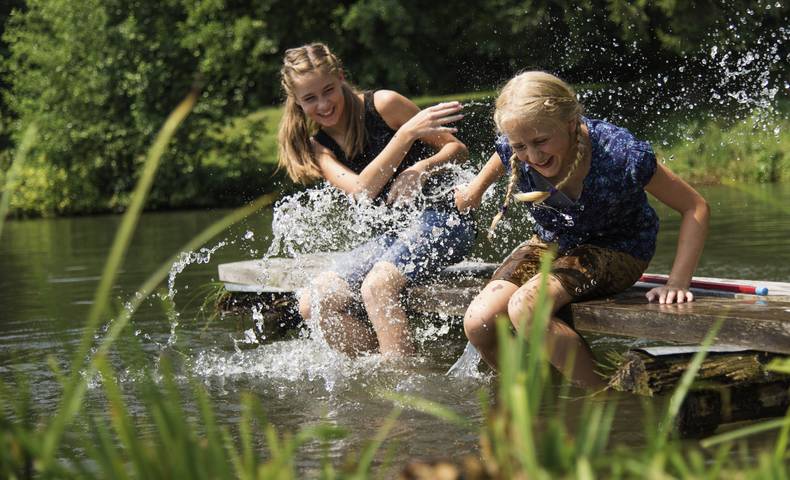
278, 43, 365, 184
488, 71, 586, 238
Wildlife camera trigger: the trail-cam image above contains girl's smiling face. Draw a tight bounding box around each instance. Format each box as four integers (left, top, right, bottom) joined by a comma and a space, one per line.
291, 70, 346, 128
504, 119, 575, 180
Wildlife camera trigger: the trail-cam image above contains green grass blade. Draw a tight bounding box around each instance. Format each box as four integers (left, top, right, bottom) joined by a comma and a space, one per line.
95, 355, 153, 480
774, 405, 790, 463
41, 87, 199, 467
193, 380, 233, 479
700, 417, 790, 449
0, 123, 37, 241
87, 416, 130, 480
525, 251, 555, 412
352, 408, 402, 478
509, 382, 539, 474
382, 391, 474, 429
655, 318, 723, 450
238, 392, 256, 480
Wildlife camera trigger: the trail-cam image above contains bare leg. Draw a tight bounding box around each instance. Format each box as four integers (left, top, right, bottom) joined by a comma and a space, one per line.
299, 272, 378, 356
507, 275, 606, 388
360, 261, 414, 356
463, 280, 519, 369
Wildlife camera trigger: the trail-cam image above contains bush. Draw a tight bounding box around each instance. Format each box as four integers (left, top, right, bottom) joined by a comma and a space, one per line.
657, 111, 790, 184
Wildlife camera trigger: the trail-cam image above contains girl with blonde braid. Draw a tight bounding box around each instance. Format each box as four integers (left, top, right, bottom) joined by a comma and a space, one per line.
278, 43, 475, 357
455, 71, 709, 386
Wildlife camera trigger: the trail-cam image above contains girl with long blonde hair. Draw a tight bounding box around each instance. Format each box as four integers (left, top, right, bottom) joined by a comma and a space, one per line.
278, 43, 475, 357
455, 71, 709, 386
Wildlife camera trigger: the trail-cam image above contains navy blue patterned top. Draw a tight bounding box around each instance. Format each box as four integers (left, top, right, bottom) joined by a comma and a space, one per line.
495, 118, 659, 261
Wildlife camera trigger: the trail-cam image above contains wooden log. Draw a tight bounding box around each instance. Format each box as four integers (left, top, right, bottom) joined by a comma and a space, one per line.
407, 286, 790, 354
608, 349, 790, 437
607, 349, 783, 396
218, 258, 790, 353
217, 291, 301, 342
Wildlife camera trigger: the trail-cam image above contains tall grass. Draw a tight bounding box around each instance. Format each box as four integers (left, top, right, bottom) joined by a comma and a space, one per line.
0, 86, 406, 479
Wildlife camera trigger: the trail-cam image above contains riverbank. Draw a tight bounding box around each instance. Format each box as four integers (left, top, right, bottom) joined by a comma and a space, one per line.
1, 92, 787, 218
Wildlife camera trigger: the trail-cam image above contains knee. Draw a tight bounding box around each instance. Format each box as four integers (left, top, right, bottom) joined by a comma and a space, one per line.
507, 289, 536, 331
463, 300, 498, 348
297, 291, 311, 321
309, 271, 352, 311
360, 262, 406, 305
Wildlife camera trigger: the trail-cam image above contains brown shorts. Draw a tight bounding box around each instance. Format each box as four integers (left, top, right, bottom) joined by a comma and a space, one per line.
491, 237, 650, 301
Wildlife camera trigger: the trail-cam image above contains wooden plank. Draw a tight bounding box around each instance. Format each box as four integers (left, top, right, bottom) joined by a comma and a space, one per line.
608, 349, 790, 437
218, 255, 338, 291
218, 258, 790, 353
406, 285, 790, 354
570, 291, 790, 354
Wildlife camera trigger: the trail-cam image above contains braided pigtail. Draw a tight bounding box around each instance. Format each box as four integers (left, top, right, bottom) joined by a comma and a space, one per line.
487, 153, 521, 240
489, 70, 586, 239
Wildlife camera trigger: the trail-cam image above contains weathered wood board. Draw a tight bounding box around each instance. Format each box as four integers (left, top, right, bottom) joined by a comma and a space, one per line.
218, 256, 790, 354
608, 349, 790, 436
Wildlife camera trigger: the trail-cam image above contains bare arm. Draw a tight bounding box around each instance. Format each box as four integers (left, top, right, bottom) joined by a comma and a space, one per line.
379, 91, 468, 205
644, 163, 710, 303
317, 91, 464, 201
454, 152, 506, 213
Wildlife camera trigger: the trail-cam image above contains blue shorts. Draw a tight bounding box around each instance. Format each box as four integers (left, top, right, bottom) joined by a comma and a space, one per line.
330, 208, 476, 288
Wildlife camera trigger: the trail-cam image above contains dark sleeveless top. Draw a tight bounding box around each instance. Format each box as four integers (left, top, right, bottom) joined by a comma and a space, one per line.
313, 91, 435, 203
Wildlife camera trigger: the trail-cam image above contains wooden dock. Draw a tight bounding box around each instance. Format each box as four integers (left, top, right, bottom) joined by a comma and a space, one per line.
218, 255, 790, 354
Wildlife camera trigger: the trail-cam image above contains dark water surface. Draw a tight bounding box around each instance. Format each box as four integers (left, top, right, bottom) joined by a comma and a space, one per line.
1, 184, 788, 471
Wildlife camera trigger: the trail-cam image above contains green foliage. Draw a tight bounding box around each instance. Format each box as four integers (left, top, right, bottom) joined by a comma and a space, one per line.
1, 0, 285, 216
0, 0, 787, 217
657, 111, 790, 184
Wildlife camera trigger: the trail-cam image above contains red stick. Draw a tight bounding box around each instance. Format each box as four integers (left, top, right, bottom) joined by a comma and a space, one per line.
639, 274, 765, 295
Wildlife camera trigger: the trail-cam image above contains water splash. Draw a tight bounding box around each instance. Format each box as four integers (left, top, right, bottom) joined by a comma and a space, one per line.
446, 342, 484, 379
573, 13, 788, 146
168, 242, 227, 298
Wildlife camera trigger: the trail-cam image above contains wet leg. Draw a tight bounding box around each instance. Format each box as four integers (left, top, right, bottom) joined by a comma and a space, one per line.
300, 271, 378, 356
507, 276, 606, 388
463, 280, 519, 369
360, 261, 413, 356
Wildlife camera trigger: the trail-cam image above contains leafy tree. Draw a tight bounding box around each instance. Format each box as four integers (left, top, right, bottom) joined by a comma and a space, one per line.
0, 0, 787, 216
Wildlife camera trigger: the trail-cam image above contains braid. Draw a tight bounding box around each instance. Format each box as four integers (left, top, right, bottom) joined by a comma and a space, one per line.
487, 154, 521, 240
559, 120, 585, 191
513, 118, 584, 204
488, 71, 587, 238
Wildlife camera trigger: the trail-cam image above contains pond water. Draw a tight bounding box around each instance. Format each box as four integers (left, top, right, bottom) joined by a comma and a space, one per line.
1, 183, 788, 472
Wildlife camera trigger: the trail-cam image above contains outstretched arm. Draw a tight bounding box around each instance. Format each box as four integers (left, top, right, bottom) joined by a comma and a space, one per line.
454, 152, 506, 213
317, 91, 465, 202
645, 164, 710, 303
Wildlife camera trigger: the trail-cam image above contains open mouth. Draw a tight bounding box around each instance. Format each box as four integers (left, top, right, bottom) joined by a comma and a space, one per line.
317, 107, 335, 120
531, 156, 553, 168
